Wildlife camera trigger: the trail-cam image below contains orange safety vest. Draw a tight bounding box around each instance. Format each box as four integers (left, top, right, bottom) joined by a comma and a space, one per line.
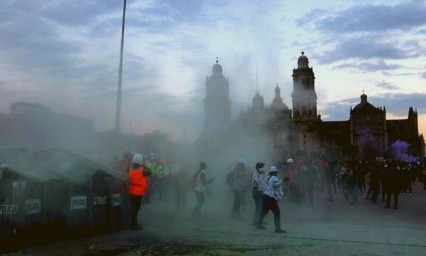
128, 166, 147, 196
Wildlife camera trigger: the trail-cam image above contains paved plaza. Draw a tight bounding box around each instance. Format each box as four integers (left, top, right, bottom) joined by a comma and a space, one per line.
5, 184, 426, 256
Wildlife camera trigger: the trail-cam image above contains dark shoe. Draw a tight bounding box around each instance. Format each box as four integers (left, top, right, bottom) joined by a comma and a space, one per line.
256, 224, 265, 230
275, 228, 286, 233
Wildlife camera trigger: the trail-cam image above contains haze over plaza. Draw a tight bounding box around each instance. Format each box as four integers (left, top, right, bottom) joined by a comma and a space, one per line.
0, 0, 425, 142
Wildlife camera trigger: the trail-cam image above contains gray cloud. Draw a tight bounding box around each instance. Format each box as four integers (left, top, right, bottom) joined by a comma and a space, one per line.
0, 11, 83, 75
318, 34, 420, 64
422, 72, 426, 79
0, 0, 119, 26
375, 81, 400, 90
312, 1, 426, 33
334, 60, 402, 72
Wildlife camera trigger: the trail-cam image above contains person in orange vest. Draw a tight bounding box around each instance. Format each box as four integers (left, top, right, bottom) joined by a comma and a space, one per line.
128, 153, 152, 230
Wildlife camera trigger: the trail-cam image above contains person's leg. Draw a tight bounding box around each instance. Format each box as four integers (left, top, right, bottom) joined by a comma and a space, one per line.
381, 181, 386, 201
257, 195, 270, 229
289, 184, 296, 202
307, 184, 314, 206
408, 181, 412, 194
193, 191, 204, 216
129, 195, 137, 227
176, 188, 182, 210
326, 182, 333, 201
371, 185, 378, 203
385, 192, 391, 208
233, 190, 243, 218
130, 195, 143, 229
393, 190, 399, 209
252, 189, 262, 224
270, 200, 284, 233
232, 190, 239, 217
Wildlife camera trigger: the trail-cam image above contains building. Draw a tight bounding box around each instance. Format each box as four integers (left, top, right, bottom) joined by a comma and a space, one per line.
203, 53, 425, 161
0, 102, 94, 151
203, 58, 231, 134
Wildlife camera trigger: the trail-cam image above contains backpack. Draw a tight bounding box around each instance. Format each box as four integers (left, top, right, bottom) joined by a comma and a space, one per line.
190, 171, 200, 188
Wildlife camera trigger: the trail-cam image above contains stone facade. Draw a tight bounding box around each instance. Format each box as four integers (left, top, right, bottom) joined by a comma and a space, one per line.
205, 52, 425, 161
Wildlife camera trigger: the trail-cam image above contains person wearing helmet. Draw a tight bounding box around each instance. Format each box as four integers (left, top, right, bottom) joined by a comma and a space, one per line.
256, 166, 286, 233
286, 157, 302, 204
252, 162, 266, 225
128, 154, 152, 230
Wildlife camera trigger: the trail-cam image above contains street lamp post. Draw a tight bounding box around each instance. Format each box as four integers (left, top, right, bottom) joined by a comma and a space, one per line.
115, 0, 127, 134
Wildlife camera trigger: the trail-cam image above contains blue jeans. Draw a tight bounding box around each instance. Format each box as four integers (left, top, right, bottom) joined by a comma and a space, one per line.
252, 188, 263, 223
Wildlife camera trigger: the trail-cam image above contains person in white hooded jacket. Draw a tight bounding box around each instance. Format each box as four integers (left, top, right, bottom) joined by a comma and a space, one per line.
256, 166, 287, 233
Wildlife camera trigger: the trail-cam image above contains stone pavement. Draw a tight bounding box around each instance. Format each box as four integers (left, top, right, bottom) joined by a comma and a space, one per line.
5, 184, 426, 255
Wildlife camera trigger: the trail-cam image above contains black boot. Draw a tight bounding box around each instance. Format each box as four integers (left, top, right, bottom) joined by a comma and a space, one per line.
275, 228, 286, 233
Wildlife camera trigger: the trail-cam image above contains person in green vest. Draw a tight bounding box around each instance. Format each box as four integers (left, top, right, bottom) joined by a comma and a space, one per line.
156, 159, 170, 202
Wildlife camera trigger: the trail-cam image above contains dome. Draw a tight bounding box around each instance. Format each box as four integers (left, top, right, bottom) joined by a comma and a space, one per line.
271, 84, 289, 110
271, 98, 289, 111
212, 57, 223, 75
297, 51, 309, 69
352, 93, 381, 114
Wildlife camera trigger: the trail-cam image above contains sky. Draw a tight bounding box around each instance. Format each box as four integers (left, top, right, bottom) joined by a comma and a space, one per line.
0, 0, 425, 142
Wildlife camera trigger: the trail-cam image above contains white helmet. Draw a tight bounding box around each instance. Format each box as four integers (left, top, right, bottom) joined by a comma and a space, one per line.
287, 158, 294, 163
132, 154, 144, 165
238, 158, 246, 164
269, 166, 278, 172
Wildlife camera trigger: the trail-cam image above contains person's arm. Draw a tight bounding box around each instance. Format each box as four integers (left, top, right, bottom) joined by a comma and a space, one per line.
272, 176, 283, 188
143, 166, 152, 177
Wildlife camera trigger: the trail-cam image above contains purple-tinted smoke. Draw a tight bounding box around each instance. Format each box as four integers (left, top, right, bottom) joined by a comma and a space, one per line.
390, 140, 419, 162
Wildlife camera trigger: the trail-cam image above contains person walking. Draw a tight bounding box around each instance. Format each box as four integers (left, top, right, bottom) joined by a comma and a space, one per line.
128, 154, 152, 230
251, 162, 266, 225
192, 162, 214, 217
384, 160, 401, 209
345, 163, 358, 204
304, 158, 318, 207
256, 166, 287, 233
323, 159, 336, 202
227, 160, 249, 220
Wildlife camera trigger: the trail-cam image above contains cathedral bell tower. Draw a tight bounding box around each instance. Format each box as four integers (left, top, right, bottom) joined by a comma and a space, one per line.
291, 52, 321, 154
204, 58, 231, 134
292, 52, 318, 121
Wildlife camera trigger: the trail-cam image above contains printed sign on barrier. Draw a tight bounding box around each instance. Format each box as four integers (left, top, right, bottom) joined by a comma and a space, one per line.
93, 196, 108, 205
25, 199, 41, 214
0, 204, 18, 214
70, 196, 87, 210
112, 193, 121, 206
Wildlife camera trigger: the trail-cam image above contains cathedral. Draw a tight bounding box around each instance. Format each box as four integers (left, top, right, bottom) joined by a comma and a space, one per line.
203, 53, 425, 161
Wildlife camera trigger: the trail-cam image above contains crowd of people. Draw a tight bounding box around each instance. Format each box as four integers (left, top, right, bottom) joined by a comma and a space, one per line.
115, 152, 426, 233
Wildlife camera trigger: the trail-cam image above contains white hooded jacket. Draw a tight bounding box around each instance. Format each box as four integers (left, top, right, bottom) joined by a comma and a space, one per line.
263, 174, 283, 201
